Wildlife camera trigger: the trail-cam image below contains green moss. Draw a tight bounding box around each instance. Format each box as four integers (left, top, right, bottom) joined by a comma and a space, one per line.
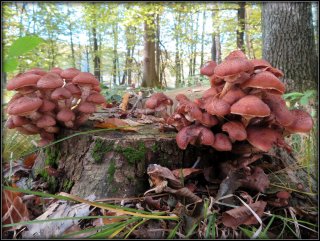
116, 142, 147, 165
92, 139, 114, 164
107, 159, 116, 183
62, 179, 74, 192
38, 169, 58, 193
111, 186, 118, 193
151, 143, 159, 152
45, 145, 60, 168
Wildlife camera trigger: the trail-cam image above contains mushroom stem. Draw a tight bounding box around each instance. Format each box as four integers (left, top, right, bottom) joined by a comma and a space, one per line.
242, 116, 253, 127
80, 85, 91, 102
57, 99, 66, 109
28, 111, 42, 121
219, 82, 232, 98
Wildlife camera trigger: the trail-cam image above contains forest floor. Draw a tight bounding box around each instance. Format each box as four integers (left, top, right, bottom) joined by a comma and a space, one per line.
2, 86, 318, 239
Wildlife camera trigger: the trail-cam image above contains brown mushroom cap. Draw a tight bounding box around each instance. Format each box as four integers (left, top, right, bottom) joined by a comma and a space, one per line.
77, 101, 96, 113
37, 72, 64, 89
276, 191, 291, 200
199, 112, 219, 128
25, 68, 47, 76
176, 124, 215, 150
72, 72, 100, 86
285, 109, 313, 133
246, 126, 282, 152
39, 99, 56, 112
241, 71, 286, 94
212, 133, 232, 151
166, 113, 192, 131
176, 96, 203, 122
51, 87, 72, 100
221, 86, 246, 105
64, 83, 81, 95
60, 68, 81, 82
222, 121, 247, 141
7, 96, 43, 116
11, 115, 30, 126
86, 92, 106, 104
263, 93, 294, 126
36, 114, 56, 128
214, 57, 254, 81
202, 87, 218, 99
7, 73, 41, 91
205, 97, 231, 116
93, 85, 102, 92
230, 95, 271, 118
49, 67, 63, 74
225, 50, 247, 60
6, 117, 16, 129
57, 108, 75, 122
200, 61, 217, 76
145, 93, 173, 110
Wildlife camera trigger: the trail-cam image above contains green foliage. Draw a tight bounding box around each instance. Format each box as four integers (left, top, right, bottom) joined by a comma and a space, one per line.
2, 129, 39, 163
283, 89, 317, 111
4, 35, 44, 72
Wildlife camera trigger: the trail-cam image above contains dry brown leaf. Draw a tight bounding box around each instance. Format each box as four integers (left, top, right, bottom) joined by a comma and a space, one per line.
2, 190, 29, 231
172, 168, 203, 180
23, 153, 38, 168
120, 92, 131, 111
240, 167, 270, 193
94, 118, 137, 132
147, 164, 183, 189
222, 201, 267, 229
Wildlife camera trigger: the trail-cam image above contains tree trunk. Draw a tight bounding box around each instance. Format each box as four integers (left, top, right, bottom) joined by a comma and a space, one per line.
237, 2, 246, 52
175, 12, 181, 87
262, 2, 318, 92
112, 23, 118, 85
92, 12, 101, 82
141, 14, 160, 88
156, 13, 161, 84
192, 12, 200, 76
67, 6, 76, 68
200, 10, 206, 68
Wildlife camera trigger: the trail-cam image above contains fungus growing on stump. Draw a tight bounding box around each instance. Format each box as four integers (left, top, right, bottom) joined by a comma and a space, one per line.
5, 67, 106, 146
230, 95, 271, 127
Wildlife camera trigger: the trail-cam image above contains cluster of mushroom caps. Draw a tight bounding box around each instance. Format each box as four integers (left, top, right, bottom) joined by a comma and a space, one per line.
5, 67, 106, 147
146, 50, 314, 153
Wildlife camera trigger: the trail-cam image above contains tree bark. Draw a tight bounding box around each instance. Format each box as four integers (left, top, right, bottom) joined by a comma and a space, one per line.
200, 10, 206, 68
262, 2, 318, 92
237, 2, 246, 52
141, 14, 160, 88
112, 23, 118, 85
92, 10, 101, 82
175, 12, 181, 87
67, 5, 76, 68
156, 13, 161, 84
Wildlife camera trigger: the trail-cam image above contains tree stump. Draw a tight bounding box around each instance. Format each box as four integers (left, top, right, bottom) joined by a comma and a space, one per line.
32, 122, 210, 199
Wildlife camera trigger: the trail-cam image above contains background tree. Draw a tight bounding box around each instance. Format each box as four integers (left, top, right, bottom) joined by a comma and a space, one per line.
262, 2, 318, 92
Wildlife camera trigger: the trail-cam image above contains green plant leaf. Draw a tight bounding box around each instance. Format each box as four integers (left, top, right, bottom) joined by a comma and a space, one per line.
3, 58, 18, 72
8, 35, 44, 58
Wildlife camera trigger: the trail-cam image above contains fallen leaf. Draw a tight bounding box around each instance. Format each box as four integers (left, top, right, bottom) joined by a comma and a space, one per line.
222, 201, 267, 229
2, 190, 29, 231
240, 167, 270, 193
172, 168, 203, 180
120, 92, 131, 111
23, 153, 38, 168
94, 118, 137, 132
147, 164, 183, 189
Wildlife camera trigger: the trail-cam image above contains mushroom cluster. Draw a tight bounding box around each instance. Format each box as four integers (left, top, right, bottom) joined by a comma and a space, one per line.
164, 50, 314, 153
5, 67, 106, 147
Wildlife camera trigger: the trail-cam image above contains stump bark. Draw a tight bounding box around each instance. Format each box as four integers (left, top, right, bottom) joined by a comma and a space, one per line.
33, 122, 210, 199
